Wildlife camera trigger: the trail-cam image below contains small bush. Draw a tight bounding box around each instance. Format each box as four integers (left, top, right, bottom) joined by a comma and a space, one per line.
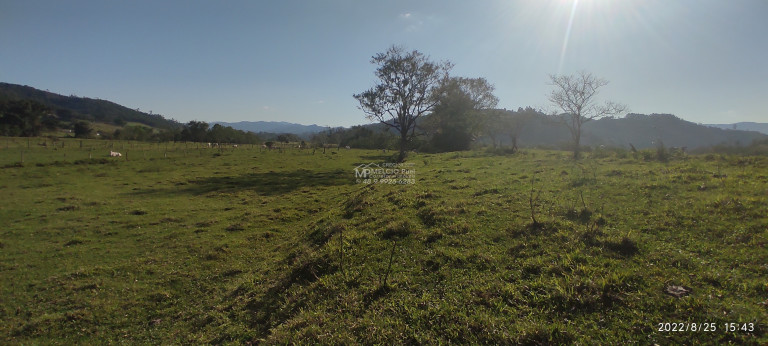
380, 220, 412, 240
226, 223, 245, 232
605, 236, 639, 257
64, 239, 83, 246
417, 207, 445, 227
56, 205, 78, 212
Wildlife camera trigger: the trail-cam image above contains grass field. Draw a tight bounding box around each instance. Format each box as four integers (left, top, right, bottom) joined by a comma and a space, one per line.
1, 137, 766, 343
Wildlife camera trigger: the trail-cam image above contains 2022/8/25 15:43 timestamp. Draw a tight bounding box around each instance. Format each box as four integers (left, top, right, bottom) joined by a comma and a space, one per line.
656, 322, 756, 333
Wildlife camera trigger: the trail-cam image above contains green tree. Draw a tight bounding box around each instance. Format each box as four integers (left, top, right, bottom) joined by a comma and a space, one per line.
322, 125, 396, 150
208, 123, 228, 143
548, 71, 627, 159
481, 109, 507, 150
426, 77, 498, 152
276, 133, 300, 143
354, 45, 452, 161
186, 121, 209, 142
42, 114, 59, 131
73, 121, 93, 138
0, 100, 51, 136
113, 117, 127, 126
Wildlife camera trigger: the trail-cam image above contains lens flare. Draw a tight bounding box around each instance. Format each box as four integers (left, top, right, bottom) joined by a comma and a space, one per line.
558, 0, 580, 74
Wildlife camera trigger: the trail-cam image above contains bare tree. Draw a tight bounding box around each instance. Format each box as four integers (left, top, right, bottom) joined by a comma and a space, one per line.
354, 45, 452, 161
548, 71, 627, 159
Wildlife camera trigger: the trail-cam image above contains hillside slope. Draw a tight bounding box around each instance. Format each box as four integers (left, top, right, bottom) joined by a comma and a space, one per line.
706, 122, 768, 135
583, 114, 766, 148
0, 82, 180, 129
507, 112, 767, 149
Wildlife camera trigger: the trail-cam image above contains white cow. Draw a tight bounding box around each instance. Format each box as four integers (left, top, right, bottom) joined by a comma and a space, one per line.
109, 151, 122, 157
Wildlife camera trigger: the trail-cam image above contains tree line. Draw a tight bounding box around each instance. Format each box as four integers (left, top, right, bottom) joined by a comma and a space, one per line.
106, 121, 262, 144
354, 45, 627, 160
0, 101, 262, 145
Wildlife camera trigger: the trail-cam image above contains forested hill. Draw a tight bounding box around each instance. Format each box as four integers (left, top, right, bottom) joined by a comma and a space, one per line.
0, 82, 181, 129
582, 113, 767, 149
503, 112, 767, 150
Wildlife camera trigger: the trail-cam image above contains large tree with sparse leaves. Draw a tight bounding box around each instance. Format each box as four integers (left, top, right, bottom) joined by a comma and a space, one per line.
354, 45, 452, 161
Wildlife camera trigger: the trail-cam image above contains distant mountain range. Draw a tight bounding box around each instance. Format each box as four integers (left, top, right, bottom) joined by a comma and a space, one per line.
705, 122, 768, 135
212, 121, 328, 135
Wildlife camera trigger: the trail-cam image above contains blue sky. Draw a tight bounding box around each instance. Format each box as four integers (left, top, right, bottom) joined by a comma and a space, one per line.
2, 0, 766, 126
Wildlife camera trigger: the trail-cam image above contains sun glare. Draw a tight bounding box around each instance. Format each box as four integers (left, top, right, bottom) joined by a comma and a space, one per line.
550, 0, 637, 74
558, 0, 580, 74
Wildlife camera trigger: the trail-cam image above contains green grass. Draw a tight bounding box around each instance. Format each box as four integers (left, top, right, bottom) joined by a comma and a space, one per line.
1, 138, 766, 343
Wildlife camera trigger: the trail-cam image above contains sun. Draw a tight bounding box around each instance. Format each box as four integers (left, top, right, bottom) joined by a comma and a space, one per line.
553, 0, 634, 73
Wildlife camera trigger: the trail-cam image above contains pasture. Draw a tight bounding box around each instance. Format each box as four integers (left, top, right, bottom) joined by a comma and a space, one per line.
1, 137, 766, 343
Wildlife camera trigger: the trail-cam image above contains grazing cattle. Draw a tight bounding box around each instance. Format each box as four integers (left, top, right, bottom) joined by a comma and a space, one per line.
233, 144, 238, 148
262, 144, 267, 148
109, 151, 122, 157
345, 146, 351, 150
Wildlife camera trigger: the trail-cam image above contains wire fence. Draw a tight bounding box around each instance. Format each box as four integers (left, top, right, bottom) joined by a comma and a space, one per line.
0, 137, 274, 167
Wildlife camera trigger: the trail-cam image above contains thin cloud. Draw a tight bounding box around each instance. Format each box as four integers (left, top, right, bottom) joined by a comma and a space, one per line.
398, 12, 425, 32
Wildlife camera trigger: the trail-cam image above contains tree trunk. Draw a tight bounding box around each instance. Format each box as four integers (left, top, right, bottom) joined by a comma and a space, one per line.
511, 135, 518, 153
398, 136, 408, 162
572, 120, 582, 159
573, 132, 581, 159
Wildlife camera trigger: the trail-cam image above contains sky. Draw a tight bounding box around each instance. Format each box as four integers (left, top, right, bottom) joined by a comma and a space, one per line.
1, 0, 766, 127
